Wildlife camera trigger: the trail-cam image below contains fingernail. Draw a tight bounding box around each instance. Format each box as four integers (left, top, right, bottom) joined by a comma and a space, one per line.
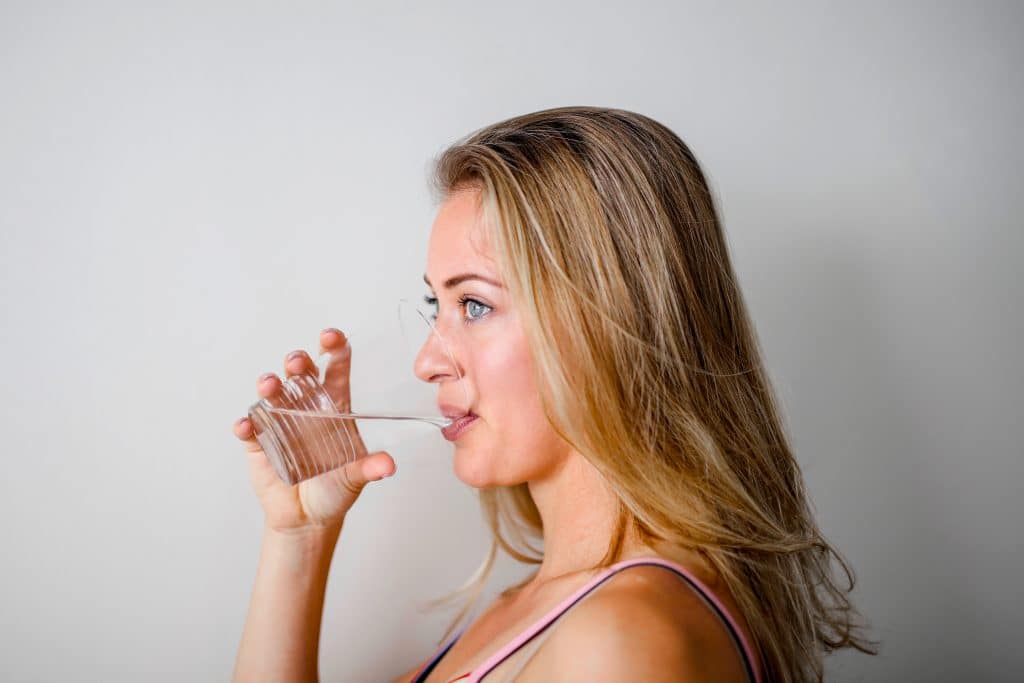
260, 372, 275, 382
287, 350, 304, 360
323, 328, 348, 344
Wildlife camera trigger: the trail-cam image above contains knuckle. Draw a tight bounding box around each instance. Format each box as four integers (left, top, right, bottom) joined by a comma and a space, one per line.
337, 465, 363, 496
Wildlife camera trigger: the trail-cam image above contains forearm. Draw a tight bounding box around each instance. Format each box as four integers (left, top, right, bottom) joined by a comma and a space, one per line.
232, 523, 342, 683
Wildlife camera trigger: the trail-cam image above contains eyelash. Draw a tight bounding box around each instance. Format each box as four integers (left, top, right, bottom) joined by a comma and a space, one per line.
423, 294, 492, 323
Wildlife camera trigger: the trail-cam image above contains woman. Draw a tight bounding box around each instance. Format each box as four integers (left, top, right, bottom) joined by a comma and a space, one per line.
231, 106, 878, 682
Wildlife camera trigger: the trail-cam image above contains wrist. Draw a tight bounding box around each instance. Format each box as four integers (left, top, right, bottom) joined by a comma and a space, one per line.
264, 519, 343, 542
262, 523, 341, 569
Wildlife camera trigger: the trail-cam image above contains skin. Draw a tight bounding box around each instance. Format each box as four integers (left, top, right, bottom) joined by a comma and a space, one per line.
396, 187, 751, 682
231, 186, 755, 683
413, 187, 647, 584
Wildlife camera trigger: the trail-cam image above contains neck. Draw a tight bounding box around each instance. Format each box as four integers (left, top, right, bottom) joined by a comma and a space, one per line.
526, 450, 647, 587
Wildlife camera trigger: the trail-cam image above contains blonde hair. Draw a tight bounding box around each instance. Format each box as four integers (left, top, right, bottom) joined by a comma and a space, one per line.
419, 106, 879, 682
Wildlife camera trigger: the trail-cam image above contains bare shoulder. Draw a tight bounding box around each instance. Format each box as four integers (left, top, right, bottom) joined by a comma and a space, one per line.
517, 565, 749, 683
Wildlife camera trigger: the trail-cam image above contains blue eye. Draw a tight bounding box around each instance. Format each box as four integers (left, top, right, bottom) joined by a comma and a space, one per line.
423, 293, 492, 323
462, 296, 492, 321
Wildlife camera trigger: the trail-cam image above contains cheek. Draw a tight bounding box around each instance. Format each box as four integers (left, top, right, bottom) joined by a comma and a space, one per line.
476, 337, 547, 434
456, 336, 568, 485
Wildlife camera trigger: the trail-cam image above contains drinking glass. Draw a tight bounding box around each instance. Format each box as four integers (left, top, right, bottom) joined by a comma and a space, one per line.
246, 297, 464, 486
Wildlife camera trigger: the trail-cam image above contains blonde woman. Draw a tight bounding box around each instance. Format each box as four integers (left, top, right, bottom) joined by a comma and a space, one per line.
231, 106, 878, 682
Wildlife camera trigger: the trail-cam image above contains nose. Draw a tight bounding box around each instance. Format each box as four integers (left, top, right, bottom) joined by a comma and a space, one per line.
413, 323, 464, 385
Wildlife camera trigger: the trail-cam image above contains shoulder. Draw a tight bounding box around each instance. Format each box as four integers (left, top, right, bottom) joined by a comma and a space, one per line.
525, 565, 748, 682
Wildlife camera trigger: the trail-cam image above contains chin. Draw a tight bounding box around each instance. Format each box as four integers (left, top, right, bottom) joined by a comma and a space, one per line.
452, 449, 497, 489
452, 447, 517, 489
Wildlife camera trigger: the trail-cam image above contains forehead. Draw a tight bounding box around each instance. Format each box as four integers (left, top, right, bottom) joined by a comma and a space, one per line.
426, 188, 498, 280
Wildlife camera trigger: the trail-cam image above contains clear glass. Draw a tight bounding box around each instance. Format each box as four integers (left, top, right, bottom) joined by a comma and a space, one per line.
246, 297, 465, 486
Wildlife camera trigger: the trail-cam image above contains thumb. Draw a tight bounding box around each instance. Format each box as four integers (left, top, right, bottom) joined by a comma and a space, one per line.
362, 450, 397, 481
322, 451, 396, 498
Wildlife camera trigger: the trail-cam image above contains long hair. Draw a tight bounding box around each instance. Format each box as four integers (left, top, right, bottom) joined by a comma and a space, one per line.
418, 106, 879, 682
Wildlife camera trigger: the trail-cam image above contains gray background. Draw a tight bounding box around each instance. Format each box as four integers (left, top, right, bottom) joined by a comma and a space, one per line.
1, 1, 1020, 681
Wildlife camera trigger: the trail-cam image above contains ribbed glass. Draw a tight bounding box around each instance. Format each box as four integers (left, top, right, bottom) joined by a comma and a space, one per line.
247, 374, 362, 486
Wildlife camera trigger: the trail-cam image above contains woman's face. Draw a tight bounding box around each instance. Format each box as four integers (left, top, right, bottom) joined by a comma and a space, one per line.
414, 187, 572, 488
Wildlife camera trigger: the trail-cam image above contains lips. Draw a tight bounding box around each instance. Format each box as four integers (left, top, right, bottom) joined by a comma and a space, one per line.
438, 403, 478, 441
441, 414, 478, 441
438, 402, 473, 419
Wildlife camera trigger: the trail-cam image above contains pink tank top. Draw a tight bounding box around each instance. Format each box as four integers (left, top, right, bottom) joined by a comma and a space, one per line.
410, 556, 763, 683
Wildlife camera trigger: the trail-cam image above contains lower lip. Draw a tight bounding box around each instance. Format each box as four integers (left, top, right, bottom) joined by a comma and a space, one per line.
441, 414, 478, 441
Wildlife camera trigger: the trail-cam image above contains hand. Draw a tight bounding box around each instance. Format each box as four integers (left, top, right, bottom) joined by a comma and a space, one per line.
233, 328, 397, 533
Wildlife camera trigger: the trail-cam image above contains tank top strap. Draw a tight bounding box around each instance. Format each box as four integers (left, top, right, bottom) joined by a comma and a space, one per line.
468, 556, 762, 683
410, 625, 468, 683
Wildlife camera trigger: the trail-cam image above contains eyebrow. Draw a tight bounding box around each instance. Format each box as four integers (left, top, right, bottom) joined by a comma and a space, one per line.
423, 273, 504, 290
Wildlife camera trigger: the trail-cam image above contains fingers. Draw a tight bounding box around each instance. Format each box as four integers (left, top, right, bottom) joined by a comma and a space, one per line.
234, 326, 353, 451
233, 416, 263, 453
279, 328, 347, 381
319, 327, 346, 353
256, 372, 279, 398
318, 328, 354, 412
284, 349, 316, 379
235, 372, 285, 453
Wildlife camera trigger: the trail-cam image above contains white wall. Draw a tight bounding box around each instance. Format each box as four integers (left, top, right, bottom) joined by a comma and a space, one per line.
1, 2, 1020, 681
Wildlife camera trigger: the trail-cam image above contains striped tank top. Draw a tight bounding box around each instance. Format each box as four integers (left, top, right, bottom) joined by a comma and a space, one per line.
409, 556, 762, 683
